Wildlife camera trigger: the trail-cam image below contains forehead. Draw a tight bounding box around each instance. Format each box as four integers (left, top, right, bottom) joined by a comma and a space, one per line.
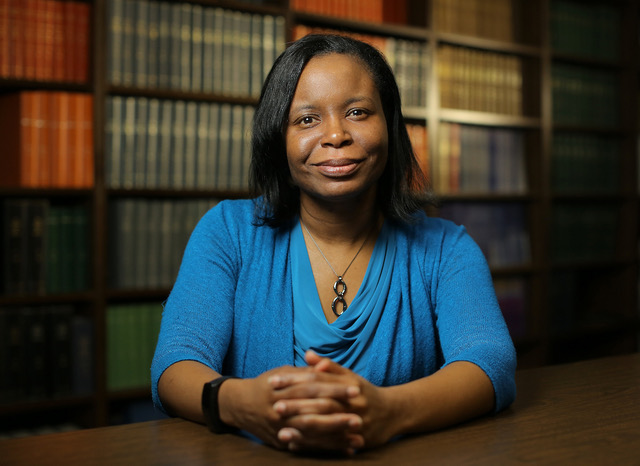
294, 53, 378, 95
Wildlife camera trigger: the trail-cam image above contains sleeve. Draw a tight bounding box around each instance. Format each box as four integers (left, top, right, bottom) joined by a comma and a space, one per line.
432, 223, 517, 412
150, 203, 240, 412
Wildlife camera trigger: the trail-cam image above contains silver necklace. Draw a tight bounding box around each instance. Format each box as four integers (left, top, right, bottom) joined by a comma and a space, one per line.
300, 220, 372, 317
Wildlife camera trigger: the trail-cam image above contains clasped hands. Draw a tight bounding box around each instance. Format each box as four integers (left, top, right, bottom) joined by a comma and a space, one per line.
226, 350, 395, 455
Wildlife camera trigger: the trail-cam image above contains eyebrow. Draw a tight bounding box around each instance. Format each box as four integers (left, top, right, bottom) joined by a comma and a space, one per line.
289, 96, 377, 115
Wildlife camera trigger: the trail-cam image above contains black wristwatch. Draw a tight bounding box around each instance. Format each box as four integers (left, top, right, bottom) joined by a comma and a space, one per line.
202, 376, 238, 434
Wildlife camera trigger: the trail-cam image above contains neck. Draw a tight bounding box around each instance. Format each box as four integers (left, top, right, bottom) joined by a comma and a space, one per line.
299, 191, 381, 245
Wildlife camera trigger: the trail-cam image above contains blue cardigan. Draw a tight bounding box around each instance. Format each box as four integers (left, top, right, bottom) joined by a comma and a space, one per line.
151, 199, 517, 413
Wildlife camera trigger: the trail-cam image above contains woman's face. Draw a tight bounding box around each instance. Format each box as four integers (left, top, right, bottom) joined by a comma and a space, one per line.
285, 53, 388, 205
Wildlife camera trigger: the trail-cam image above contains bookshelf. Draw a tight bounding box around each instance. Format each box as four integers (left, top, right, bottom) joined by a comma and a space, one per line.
1, 0, 638, 435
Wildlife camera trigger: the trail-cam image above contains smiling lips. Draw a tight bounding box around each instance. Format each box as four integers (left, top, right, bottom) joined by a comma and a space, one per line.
313, 158, 360, 177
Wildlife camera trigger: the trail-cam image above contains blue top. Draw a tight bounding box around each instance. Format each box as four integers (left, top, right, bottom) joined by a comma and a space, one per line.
291, 220, 395, 374
151, 199, 517, 413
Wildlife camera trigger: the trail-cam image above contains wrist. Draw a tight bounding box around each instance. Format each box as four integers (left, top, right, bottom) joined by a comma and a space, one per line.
202, 376, 239, 434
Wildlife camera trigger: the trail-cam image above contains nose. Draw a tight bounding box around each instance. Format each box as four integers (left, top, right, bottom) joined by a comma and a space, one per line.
321, 117, 352, 148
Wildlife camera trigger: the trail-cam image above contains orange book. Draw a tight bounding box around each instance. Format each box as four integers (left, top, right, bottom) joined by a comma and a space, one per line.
82, 94, 94, 187
51, 92, 71, 187
23, 0, 38, 79
41, 0, 55, 80
38, 92, 52, 186
9, 0, 24, 78
51, 0, 65, 82
34, 0, 47, 80
69, 93, 93, 187
0, 0, 9, 77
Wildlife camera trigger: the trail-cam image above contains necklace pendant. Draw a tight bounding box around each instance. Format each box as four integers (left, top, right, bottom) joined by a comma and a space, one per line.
332, 295, 347, 317
332, 276, 348, 317
333, 276, 347, 297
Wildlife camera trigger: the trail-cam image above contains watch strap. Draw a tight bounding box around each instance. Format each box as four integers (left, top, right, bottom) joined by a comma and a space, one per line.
202, 376, 238, 434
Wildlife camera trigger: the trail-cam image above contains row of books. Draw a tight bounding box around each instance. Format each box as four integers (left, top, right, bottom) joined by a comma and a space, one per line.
105, 96, 254, 191
550, 0, 620, 60
438, 202, 531, 268
494, 278, 527, 340
107, 303, 162, 390
108, 0, 285, 97
432, 0, 514, 43
0, 306, 93, 403
551, 204, 618, 263
434, 122, 527, 194
1, 200, 89, 296
293, 25, 428, 109
108, 198, 218, 290
438, 45, 523, 116
552, 64, 619, 128
291, 0, 408, 25
552, 133, 619, 193
0, 91, 94, 188
0, 0, 89, 83
406, 123, 429, 180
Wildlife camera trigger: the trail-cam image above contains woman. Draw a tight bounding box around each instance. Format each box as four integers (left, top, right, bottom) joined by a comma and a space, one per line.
151, 34, 516, 454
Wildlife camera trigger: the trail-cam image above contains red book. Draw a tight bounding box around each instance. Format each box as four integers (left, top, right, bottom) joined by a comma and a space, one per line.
0, 93, 31, 186
0, 0, 11, 77
41, 0, 55, 81
74, 2, 89, 83
23, 0, 38, 79
383, 0, 407, 24
63, 0, 76, 82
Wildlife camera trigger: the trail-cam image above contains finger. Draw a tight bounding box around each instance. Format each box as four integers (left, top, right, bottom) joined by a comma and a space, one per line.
284, 413, 363, 435
273, 397, 347, 416
268, 371, 316, 389
277, 425, 364, 454
306, 352, 350, 375
275, 380, 360, 401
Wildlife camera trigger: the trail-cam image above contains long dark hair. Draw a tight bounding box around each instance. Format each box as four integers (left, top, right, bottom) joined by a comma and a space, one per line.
250, 34, 433, 226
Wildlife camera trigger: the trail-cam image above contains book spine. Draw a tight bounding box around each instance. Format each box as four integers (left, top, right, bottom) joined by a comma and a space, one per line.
48, 305, 74, 397
71, 313, 93, 395
190, 4, 203, 93
183, 101, 198, 189
134, 0, 149, 89
134, 97, 148, 188
0, 0, 10, 77
195, 102, 209, 189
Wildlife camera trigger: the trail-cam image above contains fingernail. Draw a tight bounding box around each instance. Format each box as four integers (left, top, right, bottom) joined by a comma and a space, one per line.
273, 401, 285, 413
347, 386, 360, 396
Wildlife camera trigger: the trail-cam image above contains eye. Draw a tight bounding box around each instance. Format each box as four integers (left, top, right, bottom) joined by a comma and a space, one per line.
301, 116, 315, 125
348, 108, 369, 119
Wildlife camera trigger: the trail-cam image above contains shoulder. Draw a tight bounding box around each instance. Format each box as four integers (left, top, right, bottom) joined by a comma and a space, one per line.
196, 197, 288, 246
392, 210, 470, 250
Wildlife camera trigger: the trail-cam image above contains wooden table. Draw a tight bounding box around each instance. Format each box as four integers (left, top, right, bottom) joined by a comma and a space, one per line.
2, 353, 640, 465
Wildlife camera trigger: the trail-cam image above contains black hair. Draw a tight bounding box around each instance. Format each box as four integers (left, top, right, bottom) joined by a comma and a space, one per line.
249, 33, 434, 226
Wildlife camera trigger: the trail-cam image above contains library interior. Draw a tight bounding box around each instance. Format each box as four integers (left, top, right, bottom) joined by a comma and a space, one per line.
1, 0, 639, 442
